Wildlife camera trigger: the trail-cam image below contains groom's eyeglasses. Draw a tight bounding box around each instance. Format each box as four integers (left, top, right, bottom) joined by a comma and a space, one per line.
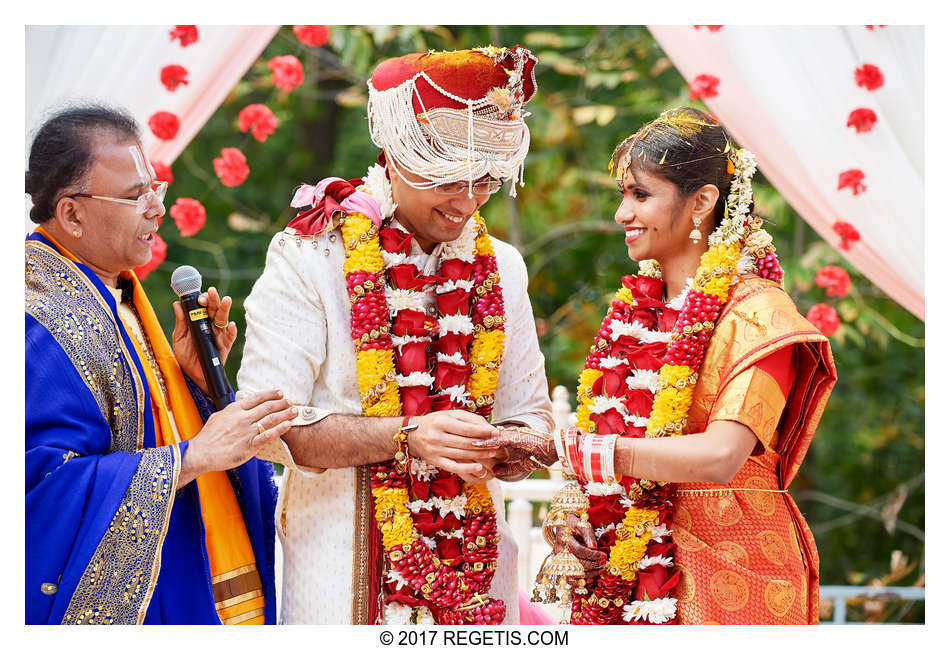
433, 179, 503, 196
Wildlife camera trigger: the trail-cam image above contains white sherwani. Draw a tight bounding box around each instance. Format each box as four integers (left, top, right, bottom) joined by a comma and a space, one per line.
237, 222, 554, 624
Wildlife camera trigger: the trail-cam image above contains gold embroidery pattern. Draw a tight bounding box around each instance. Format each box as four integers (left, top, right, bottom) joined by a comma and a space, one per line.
61, 445, 181, 624
25, 241, 144, 452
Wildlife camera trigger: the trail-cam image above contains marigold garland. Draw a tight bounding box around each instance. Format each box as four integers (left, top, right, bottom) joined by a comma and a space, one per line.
336, 181, 507, 625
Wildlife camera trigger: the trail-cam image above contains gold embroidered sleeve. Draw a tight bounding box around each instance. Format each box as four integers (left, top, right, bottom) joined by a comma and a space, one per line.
61, 444, 181, 624
708, 366, 787, 452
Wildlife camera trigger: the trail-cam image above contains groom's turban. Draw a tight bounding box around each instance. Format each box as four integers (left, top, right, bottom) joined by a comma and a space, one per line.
367, 45, 538, 195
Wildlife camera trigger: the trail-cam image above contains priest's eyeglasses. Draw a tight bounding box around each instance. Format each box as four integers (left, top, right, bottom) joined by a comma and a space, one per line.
68, 180, 168, 214
433, 179, 503, 196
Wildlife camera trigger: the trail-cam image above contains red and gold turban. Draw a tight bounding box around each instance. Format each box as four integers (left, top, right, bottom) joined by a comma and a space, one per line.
367, 45, 538, 196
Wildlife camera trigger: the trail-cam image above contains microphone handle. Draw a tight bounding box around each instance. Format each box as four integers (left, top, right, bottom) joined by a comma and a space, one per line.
179, 291, 232, 411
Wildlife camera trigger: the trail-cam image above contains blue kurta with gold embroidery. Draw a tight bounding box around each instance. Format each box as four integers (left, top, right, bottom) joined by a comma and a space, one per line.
25, 232, 277, 624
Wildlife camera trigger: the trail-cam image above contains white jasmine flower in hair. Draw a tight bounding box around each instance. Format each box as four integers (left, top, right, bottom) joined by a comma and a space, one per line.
384, 601, 412, 625
438, 314, 474, 336
622, 598, 677, 624
410, 458, 440, 481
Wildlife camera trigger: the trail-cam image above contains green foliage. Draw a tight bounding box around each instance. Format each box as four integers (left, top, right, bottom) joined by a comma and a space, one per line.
144, 26, 924, 617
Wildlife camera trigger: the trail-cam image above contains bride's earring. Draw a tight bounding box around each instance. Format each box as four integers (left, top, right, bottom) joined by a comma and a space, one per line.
689, 215, 703, 243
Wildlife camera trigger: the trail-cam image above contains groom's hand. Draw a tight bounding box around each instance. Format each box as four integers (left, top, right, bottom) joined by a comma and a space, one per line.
409, 410, 501, 483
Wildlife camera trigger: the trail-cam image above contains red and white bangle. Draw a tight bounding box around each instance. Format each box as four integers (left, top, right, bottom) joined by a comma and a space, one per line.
565, 428, 585, 479
600, 434, 619, 484
581, 434, 596, 483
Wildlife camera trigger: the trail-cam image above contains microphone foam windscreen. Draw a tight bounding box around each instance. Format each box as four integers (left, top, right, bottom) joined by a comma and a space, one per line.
170, 265, 202, 297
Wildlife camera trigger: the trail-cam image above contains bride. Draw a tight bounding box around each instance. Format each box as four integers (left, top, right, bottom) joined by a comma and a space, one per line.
488, 107, 837, 624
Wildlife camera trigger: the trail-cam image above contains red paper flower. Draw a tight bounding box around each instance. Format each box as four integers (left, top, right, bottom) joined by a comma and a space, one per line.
268, 55, 305, 93
395, 341, 429, 375
169, 25, 198, 47
293, 25, 330, 48
693, 25, 723, 31
832, 220, 862, 251
213, 147, 250, 187
688, 74, 720, 100
854, 63, 884, 91
147, 111, 180, 141
846, 107, 877, 133
837, 169, 867, 195
160, 64, 189, 91
170, 198, 206, 237
133, 232, 167, 280
815, 265, 851, 298
806, 303, 841, 336
237, 103, 278, 142
151, 160, 173, 185
380, 227, 414, 254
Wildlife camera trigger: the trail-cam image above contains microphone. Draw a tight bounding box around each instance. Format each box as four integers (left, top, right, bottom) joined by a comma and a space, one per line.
170, 265, 232, 411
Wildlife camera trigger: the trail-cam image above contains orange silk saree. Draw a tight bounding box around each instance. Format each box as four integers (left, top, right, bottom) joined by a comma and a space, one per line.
670, 277, 837, 624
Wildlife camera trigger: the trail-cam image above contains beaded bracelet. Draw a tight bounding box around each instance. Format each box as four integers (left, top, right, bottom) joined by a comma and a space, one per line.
393, 415, 417, 471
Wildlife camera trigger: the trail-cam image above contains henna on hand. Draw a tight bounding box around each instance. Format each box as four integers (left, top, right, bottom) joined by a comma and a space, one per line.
475, 425, 559, 467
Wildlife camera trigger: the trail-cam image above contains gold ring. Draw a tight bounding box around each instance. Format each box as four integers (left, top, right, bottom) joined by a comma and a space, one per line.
256, 421, 266, 435
213, 321, 228, 329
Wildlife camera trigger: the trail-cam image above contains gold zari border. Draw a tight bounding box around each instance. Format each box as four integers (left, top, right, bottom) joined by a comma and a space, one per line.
60, 444, 181, 624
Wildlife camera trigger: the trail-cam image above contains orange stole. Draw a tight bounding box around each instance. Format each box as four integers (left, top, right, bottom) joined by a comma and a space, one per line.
671, 277, 837, 625
119, 270, 266, 625
33, 226, 265, 625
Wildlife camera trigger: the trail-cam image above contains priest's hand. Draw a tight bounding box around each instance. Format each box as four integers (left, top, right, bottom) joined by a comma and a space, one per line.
408, 410, 503, 484
179, 389, 297, 486
172, 286, 238, 396
474, 426, 559, 481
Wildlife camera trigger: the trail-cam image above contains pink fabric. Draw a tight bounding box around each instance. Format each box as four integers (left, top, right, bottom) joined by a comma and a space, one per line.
518, 589, 555, 625
648, 26, 923, 320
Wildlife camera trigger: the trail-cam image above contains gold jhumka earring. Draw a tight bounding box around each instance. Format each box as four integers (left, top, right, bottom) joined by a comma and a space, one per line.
689, 215, 703, 243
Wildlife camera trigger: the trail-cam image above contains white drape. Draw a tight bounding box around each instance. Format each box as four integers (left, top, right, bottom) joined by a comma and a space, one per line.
648, 26, 924, 320
25, 25, 278, 227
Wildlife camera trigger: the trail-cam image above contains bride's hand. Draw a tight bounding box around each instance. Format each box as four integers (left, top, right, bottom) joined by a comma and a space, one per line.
474, 426, 559, 466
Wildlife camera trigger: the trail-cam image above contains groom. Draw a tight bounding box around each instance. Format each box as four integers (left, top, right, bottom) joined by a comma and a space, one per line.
237, 46, 553, 624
